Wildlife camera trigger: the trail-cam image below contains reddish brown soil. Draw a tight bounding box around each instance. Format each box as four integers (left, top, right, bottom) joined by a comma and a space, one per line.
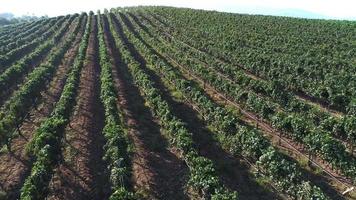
118, 14, 288, 199
104, 15, 189, 200
46, 16, 110, 200
142, 62, 283, 200
119, 18, 283, 199
175, 101, 286, 200
0, 16, 85, 200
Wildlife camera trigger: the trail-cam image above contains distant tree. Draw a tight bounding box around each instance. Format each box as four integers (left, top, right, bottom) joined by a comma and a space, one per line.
0, 12, 48, 27
0, 17, 11, 26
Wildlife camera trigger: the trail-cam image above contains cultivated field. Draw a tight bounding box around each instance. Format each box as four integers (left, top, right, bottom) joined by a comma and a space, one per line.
0, 6, 355, 200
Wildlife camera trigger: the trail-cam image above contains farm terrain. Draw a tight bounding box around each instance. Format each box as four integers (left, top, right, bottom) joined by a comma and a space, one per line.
0, 6, 355, 200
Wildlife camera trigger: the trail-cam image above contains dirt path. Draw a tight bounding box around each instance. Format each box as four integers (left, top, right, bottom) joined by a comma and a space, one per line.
107, 15, 190, 200
0, 16, 85, 200
46, 16, 110, 200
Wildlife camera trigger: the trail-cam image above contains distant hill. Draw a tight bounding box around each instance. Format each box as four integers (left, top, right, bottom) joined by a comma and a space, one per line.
274, 8, 330, 19
0, 12, 16, 26
0, 12, 15, 20
0, 12, 47, 26
225, 6, 356, 20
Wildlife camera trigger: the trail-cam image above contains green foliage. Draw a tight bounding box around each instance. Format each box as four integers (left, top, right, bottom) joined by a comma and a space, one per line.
115, 9, 331, 199
1, 6, 352, 200
125, 7, 356, 181
0, 15, 80, 148
109, 188, 137, 200
97, 11, 133, 198
107, 12, 236, 199
20, 13, 90, 199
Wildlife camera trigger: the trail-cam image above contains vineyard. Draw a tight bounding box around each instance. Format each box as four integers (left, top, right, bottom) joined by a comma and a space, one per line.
0, 6, 355, 200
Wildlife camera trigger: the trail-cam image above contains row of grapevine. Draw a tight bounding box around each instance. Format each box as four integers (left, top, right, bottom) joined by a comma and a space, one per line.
0, 15, 71, 101
0, 18, 54, 54
126, 11, 356, 181
0, 14, 83, 149
107, 11, 237, 199
0, 20, 40, 42
114, 10, 330, 199
142, 8, 356, 114
0, 17, 60, 55
20, 13, 91, 200
97, 11, 135, 199
0, 6, 353, 200
134, 11, 355, 153
0, 16, 73, 69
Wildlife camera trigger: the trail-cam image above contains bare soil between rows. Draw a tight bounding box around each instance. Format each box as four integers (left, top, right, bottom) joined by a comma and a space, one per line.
0, 16, 85, 200
105, 14, 190, 200
47, 16, 110, 200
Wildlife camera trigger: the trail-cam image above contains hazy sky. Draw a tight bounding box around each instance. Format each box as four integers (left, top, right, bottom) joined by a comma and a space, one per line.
1, 0, 356, 19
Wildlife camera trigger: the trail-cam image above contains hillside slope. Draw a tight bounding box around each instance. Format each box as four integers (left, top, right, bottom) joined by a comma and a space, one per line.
0, 6, 355, 200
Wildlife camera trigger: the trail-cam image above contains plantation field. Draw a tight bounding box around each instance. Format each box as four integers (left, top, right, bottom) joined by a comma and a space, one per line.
0, 6, 355, 200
